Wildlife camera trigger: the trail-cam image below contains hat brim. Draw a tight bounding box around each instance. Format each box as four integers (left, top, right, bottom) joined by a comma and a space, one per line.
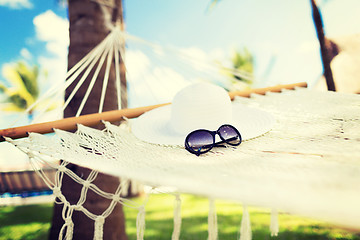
131, 102, 275, 145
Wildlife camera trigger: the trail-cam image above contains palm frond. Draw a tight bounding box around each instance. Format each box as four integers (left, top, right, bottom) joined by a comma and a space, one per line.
231, 48, 254, 83
0, 102, 26, 112
2, 64, 25, 90
0, 82, 7, 94
1, 62, 37, 106
8, 93, 28, 110
16, 62, 39, 98
1, 60, 58, 115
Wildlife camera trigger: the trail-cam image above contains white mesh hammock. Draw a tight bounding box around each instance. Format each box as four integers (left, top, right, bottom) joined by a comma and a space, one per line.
2, 23, 360, 240
5, 88, 360, 240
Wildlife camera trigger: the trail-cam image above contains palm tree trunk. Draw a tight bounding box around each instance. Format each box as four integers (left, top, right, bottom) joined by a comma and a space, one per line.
49, 0, 127, 239
310, 0, 336, 91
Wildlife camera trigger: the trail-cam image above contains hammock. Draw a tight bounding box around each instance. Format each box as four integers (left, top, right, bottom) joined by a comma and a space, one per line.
3, 87, 360, 240
1, 22, 359, 240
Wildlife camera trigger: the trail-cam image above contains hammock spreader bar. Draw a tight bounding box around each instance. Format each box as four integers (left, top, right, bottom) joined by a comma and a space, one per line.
0, 82, 307, 141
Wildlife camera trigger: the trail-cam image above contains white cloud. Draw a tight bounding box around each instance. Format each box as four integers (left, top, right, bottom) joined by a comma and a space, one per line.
46, 41, 67, 59
179, 47, 212, 71
38, 55, 67, 88
125, 50, 150, 80
33, 10, 69, 85
295, 40, 319, 55
0, 0, 32, 9
31, 11, 69, 121
151, 66, 190, 101
33, 10, 69, 57
125, 47, 227, 107
20, 48, 32, 60
125, 49, 191, 106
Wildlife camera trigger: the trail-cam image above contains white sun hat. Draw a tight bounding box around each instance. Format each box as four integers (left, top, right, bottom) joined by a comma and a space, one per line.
131, 82, 275, 145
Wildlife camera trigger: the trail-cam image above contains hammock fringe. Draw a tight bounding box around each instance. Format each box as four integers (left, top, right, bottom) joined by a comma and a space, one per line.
239, 205, 252, 240
171, 194, 182, 240
208, 198, 218, 240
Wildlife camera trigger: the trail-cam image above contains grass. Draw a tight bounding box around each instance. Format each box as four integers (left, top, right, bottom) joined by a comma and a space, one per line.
0, 194, 359, 240
0, 204, 52, 240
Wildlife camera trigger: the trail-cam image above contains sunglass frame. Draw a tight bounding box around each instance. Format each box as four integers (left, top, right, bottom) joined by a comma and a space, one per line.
184, 124, 242, 156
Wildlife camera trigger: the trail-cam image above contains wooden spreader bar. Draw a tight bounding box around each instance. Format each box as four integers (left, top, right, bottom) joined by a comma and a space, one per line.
0, 82, 307, 141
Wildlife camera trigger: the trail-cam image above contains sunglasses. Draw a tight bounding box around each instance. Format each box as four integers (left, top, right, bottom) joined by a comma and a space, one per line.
185, 124, 242, 156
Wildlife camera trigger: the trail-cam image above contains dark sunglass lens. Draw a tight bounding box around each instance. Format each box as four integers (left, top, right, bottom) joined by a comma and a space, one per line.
186, 131, 214, 154
218, 125, 242, 146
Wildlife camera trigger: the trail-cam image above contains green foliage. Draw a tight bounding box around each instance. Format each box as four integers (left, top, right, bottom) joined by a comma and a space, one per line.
15, 62, 40, 99
8, 94, 28, 110
218, 48, 255, 91
0, 195, 359, 240
231, 48, 254, 83
0, 61, 40, 112
0, 60, 61, 117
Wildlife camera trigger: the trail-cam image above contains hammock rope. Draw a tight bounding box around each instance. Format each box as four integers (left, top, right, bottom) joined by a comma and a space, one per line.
239, 205, 251, 240
270, 209, 279, 237
208, 198, 218, 240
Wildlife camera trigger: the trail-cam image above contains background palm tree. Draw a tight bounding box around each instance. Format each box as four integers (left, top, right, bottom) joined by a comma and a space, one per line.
310, 0, 336, 91
229, 48, 254, 84
0, 61, 39, 119
211, 0, 337, 92
0, 61, 59, 121
219, 48, 254, 91
206, 1, 254, 90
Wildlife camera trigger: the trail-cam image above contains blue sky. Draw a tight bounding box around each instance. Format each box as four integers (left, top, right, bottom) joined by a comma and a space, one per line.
0, 0, 360, 168
0, 1, 67, 67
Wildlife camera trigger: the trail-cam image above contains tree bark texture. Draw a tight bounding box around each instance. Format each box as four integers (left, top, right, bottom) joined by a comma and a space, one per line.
310, 0, 336, 91
49, 0, 128, 239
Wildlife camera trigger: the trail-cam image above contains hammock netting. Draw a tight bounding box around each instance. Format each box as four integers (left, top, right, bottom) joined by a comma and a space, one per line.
6, 88, 360, 240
